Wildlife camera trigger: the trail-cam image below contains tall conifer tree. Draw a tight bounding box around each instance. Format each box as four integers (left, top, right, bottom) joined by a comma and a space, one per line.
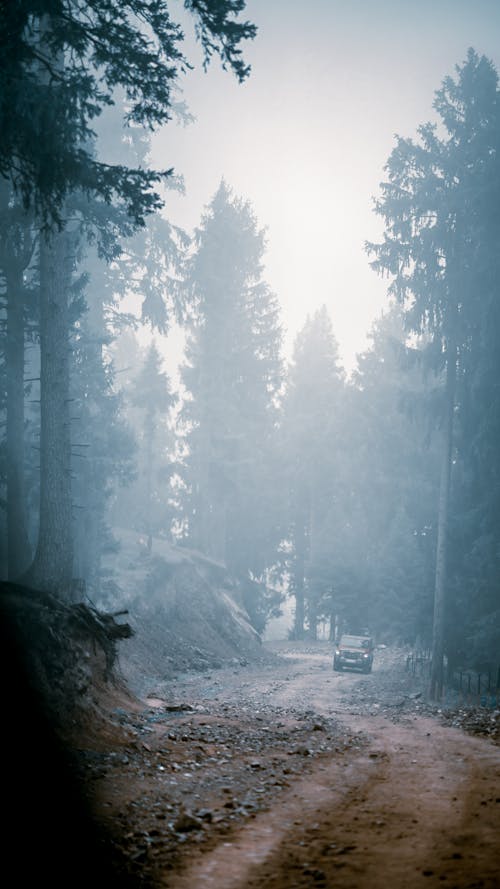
181, 183, 283, 625
1, 1, 255, 595
368, 50, 500, 694
282, 306, 344, 639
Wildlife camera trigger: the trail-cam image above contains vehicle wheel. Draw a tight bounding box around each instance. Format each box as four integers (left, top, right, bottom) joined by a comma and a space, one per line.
333, 659, 342, 672
364, 664, 372, 674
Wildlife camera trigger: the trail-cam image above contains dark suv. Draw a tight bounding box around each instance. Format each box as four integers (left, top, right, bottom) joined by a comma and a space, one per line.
333, 634, 374, 673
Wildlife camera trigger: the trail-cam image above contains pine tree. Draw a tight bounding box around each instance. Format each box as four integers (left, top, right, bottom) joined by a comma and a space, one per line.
1, 1, 255, 595
281, 306, 345, 639
344, 309, 439, 643
1, 1, 256, 224
367, 50, 500, 694
180, 182, 283, 625
129, 342, 177, 553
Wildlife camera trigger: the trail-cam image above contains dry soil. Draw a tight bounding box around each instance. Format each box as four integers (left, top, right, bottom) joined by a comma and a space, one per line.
78, 642, 500, 889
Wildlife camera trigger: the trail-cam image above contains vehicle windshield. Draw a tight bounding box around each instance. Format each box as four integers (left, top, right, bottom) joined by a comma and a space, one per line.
340, 635, 371, 648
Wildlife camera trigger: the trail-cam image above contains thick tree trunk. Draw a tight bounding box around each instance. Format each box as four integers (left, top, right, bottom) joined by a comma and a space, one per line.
26, 228, 74, 594
0, 180, 33, 578
5, 266, 31, 578
429, 345, 456, 700
21, 13, 73, 594
72, 282, 108, 596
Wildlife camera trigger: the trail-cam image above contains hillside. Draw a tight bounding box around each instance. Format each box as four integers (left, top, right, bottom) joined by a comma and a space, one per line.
0, 531, 272, 736
98, 529, 272, 696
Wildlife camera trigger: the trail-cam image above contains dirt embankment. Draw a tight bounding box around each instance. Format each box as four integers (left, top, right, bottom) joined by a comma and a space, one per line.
99, 530, 272, 693
1, 578, 497, 889
73, 643, 500, 889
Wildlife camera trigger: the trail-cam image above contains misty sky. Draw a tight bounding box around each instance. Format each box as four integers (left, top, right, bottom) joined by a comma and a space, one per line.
149, 0, 500, 372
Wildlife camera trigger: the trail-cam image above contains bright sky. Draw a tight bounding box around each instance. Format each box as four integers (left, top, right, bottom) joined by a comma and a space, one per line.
149, 0, 500, 373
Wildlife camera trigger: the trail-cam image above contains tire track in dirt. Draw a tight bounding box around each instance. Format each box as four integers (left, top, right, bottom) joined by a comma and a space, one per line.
161, 655, 500, 889
159, 744, 379, 888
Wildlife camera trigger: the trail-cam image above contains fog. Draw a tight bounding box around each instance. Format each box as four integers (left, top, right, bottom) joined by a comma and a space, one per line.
150, 0, 500, 370
2, 0, 500, 704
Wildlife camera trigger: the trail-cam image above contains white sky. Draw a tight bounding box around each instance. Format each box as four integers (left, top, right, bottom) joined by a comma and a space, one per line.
147, 0, 500, 373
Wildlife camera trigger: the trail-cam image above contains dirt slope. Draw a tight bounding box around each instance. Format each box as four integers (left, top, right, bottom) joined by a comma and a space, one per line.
99, 529, 270, 695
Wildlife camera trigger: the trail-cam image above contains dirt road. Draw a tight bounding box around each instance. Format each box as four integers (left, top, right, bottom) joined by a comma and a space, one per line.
85, 643, 500, 888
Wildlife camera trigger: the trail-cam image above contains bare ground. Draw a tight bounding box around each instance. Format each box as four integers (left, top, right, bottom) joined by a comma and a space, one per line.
77, 643, 500, 888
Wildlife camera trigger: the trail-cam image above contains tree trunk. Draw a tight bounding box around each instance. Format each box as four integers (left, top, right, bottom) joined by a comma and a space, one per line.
293, 516, 306, 639
145, 414, 154, 553
0, 179, 33, 579
306, 480, 317, 640
72, 454, 98, 599
307, 596, 318, 640
192, 423, 210, 554
26, 227, 74, 594
330, 610, 339, 643
5, 265, 32, 578
73, 279, 109, 596
429, 345, 456, 700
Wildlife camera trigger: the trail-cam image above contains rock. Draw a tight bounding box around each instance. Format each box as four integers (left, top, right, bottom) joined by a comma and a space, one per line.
173, 811, 203, 833
195, 808, 213, 822
303, 867, 326, 881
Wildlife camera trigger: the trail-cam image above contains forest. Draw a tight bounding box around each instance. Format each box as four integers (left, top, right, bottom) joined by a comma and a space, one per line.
1, 1, 500, 707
